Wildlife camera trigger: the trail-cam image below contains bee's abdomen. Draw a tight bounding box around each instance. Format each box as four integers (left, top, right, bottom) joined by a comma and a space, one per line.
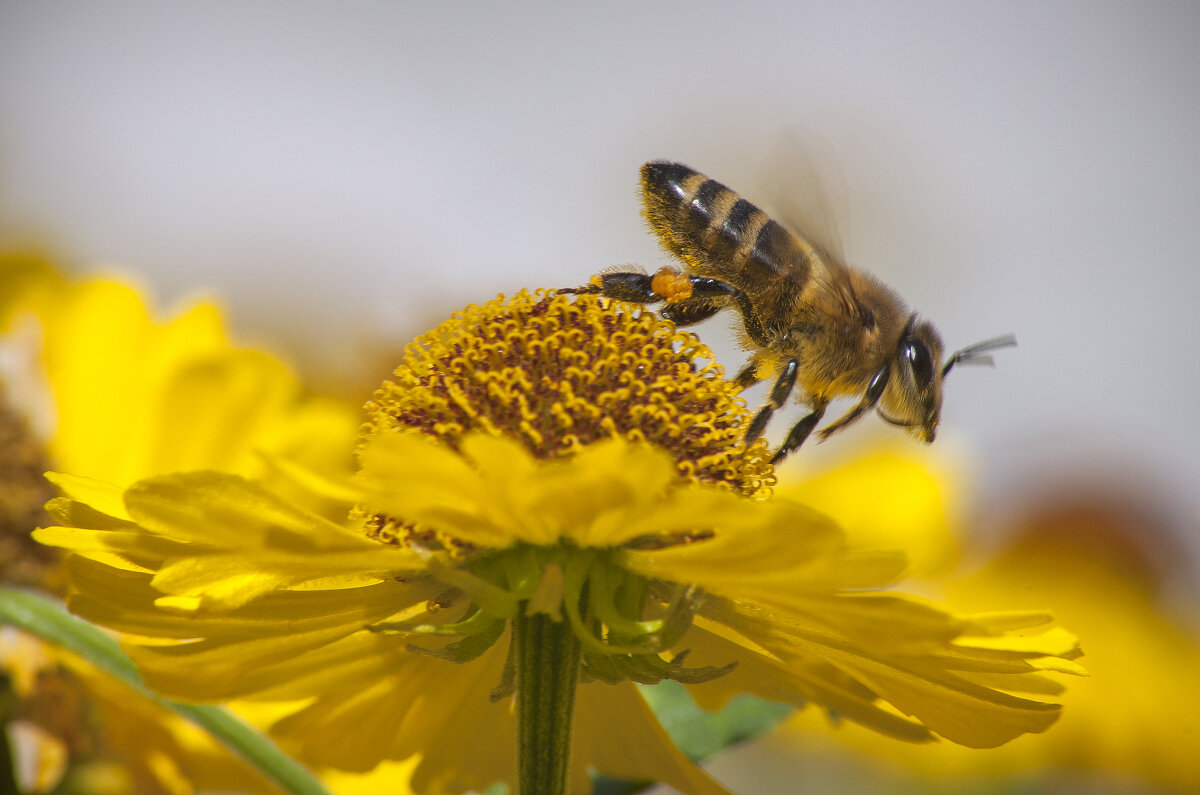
641, 161, 813, 287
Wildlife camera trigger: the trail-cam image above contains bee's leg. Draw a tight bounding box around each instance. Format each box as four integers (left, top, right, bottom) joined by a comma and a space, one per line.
816, 364, 891, 440
681, 277, 770, 347
564, 271, 770, 347
559, 272, 665, 304
657, 296, 722, 326
562, 272, 727, 325
745, 359, 799, 445
770, 394, 830, 464
732, 359, 764, 391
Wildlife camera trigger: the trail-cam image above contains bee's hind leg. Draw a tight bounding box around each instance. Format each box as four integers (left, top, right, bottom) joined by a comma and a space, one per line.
660, 296, 724, 326
560, 271, 727, 325
558, 271, 665, 304
676, 276, 769, 346
563, 269, 770, 346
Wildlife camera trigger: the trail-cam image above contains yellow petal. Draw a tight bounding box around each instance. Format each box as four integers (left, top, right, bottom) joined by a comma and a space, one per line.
42, 281, 227, 484
683, 619, 935, 744
576, 681, 733, 795
624, 499, 906, 600
358, 432, 514, 548
44, 472, 131, 521
706, 596, 1068, 748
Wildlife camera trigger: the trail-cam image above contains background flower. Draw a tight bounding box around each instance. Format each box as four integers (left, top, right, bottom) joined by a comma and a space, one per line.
746, 450, 1200, 794
0, 257, 364, 794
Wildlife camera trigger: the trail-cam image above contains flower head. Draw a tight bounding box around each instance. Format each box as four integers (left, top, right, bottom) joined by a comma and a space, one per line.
37, 290, 1082, 794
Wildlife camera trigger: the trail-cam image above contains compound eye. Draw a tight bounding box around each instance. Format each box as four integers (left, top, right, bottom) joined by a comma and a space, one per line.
904, 339, 935, 389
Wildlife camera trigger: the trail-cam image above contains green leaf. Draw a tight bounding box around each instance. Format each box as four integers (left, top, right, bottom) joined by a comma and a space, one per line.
0, 587, 332, 795
639, 680, 792, 761
593, 681, 793, 794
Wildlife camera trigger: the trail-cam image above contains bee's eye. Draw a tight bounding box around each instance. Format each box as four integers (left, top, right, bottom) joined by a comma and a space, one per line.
903, 339, 935, 388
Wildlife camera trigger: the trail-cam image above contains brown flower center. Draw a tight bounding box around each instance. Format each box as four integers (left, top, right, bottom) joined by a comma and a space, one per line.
356, 290, 773, 547
0, 381, 63, 592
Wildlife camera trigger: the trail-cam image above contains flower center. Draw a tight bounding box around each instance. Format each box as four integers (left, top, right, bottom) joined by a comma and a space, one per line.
0, 380, 63, 591
363, 290, 770, 489
357, 290, 772, 550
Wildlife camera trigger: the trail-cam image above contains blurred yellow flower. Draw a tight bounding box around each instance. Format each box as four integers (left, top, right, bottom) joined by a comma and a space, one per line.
37, 291, 1083, 794
778, 445, 964, 578
782, 454, 1197, 793
0, 254, 362, 793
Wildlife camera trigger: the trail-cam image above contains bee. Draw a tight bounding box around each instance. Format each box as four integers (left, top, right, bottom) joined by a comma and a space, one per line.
565, 160, 1015, 464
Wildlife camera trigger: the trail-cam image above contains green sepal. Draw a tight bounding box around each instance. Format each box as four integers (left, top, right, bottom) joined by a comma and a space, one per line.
405, 612, 506, 663
581, 648, 736, 686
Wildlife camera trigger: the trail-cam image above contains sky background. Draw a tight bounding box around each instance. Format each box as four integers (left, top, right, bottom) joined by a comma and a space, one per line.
2, 2, 1198, 791
3, 3, 1197, 544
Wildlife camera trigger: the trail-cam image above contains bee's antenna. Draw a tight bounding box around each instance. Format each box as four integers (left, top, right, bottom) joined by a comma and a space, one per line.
942, 334, 1017, 377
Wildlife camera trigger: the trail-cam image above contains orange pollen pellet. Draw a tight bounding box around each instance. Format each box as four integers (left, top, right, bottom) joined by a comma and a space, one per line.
651, 267, 693, 303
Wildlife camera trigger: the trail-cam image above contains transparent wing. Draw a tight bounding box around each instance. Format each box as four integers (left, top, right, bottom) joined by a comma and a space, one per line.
754, 128, 867, 322
758, 128, 850, 270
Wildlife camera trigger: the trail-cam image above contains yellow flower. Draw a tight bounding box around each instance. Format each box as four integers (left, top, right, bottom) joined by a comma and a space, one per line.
784, 474, 1199, 793
37, 291, 1082, 794
777, 445, 964, 578
0, 256, 361, 793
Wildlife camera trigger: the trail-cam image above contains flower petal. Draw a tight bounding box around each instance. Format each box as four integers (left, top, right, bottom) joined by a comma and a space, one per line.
575, 681, 734, 795
623, 498, 908, 599
702, 595, 1075, 748
682, 620, 936, 744
44, 473, 132, 522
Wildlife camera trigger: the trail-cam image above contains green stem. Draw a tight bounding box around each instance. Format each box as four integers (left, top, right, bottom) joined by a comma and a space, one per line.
514, 606, 581, 795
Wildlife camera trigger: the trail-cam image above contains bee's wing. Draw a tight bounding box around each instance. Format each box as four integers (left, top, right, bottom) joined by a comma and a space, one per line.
759, 130, 869, 324
759, 129, 850, 271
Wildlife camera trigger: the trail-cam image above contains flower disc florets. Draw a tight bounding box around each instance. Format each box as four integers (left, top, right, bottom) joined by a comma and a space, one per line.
358, 290, 772, 555
362, 290, 771, 493
0, 384, 61, 590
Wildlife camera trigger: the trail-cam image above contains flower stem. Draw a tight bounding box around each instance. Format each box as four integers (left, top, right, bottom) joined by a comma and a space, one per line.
514, 606, 581, 795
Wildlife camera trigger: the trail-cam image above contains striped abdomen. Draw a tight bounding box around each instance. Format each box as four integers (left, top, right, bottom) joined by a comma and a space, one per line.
640, 161, 825, 292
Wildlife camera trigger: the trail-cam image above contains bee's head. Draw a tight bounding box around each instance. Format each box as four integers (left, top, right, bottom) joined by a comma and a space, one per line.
878, 317, 1017, 443
878, 316, 945, 443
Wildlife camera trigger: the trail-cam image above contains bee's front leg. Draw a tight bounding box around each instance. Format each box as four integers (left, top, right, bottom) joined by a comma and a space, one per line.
732, 359, 764, 391
816, 364, 891, 441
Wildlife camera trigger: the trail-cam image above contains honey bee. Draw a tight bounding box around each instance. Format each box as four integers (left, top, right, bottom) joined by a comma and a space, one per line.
565, 160, 1015, 464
